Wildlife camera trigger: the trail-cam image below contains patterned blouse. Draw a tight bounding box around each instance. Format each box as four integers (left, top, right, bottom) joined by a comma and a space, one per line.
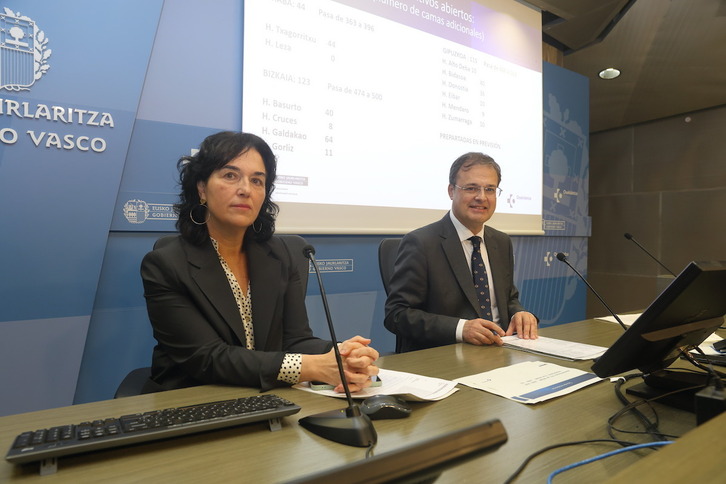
211, 238, 302, 384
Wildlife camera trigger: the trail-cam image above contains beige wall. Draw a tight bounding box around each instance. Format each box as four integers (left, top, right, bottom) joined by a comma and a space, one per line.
587, 104, 726, 318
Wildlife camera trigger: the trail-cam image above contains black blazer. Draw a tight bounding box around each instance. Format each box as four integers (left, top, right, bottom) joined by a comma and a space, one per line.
141, 235, 332, 391
384, 214, 527, 352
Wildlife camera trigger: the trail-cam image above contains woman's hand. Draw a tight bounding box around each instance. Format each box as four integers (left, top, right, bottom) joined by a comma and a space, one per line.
337, 336, 379, 392
300, 335, 379, 392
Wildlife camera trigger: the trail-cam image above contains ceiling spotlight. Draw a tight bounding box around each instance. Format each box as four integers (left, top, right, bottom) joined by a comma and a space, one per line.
598, 68, 621, 80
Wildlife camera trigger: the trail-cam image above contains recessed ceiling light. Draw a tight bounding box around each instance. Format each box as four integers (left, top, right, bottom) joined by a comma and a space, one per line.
598, 68, 621, 80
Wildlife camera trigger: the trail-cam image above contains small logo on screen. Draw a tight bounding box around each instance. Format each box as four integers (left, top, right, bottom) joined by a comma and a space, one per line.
0, 8, 51, 91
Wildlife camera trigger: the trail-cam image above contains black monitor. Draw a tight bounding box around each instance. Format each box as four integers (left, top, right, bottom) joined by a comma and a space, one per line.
285, 419, 507, 484
591, 260, 726, 407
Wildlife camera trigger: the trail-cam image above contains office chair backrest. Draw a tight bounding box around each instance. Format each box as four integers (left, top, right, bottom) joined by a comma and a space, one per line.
378, 238, 403, 353
114, 367, 152, 398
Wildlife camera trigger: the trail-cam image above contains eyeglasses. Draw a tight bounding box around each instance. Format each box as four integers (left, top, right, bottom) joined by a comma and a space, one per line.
454, 185, 502, 198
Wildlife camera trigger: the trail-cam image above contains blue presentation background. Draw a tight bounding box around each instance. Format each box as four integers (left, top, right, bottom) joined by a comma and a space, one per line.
0, 1, 591, 414
542, 62, 591, 236
0, 0, 163, 415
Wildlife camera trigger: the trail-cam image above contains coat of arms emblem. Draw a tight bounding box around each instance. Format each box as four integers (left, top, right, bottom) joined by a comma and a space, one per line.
0, 7, 51, 91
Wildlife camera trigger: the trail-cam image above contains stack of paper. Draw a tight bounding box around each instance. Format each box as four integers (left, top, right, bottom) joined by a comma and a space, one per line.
294, 368, 458, 401
502, 335, 607, 360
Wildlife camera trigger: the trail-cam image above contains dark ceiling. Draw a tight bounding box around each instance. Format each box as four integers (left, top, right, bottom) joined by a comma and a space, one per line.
529, 0, 726, 132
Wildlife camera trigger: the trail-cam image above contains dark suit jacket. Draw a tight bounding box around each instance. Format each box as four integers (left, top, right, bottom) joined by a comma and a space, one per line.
141, 235, 332, 391
384, 214, 527, 352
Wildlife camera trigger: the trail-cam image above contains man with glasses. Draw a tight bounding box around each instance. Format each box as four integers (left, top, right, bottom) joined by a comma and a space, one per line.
384, 152, 537, 352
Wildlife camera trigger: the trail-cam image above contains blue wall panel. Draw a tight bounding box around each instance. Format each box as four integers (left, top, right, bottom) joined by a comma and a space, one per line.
302, 236, 395, 355
542, 62, 591, 237
0, 0, 163, 416
0, 316, 89, 415
74, 233, 162, 405
514, 236, 589, 326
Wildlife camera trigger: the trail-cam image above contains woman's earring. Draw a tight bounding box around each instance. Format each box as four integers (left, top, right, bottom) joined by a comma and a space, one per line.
190, 199, 209, 225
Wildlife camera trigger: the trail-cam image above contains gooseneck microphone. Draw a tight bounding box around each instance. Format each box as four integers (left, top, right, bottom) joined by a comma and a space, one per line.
298, 244, 377, 447
623, 233, 677, 276
555, 253, 628, 331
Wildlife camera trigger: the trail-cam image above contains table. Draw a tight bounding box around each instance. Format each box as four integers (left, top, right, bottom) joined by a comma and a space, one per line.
0, 320, 718, 483
602, 410, 726, 483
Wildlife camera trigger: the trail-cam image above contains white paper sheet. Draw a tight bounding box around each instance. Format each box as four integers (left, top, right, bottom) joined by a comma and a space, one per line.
502, 335, 607, 360
293, 368, 458, 401
595, 313, 642, 327
455, 361, 603, 404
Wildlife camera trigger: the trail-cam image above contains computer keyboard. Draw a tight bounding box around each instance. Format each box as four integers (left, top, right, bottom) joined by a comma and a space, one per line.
6, 394, 300, 468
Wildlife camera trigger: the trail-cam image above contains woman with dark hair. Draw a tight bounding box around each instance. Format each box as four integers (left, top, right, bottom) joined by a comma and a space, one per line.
141, 131, 379, 392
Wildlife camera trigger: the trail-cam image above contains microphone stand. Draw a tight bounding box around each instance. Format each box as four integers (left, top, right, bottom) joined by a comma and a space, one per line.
298, 245, 377, 447
556, 253, 629, 331
624, 233, 677, 277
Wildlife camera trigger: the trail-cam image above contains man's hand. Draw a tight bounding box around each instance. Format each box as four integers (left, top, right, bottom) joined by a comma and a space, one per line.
462, 319, 505, 346
505, 311, 538, 339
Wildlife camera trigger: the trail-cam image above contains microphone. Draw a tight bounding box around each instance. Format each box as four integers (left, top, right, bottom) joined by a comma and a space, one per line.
623, 233, 677, 276
555, 253, 628, 331
298, 244, 377, 447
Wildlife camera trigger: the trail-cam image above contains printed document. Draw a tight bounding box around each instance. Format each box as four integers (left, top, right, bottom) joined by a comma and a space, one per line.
294, 368, 458, 401
502, 335, 607, 360
455, 361, 602, 404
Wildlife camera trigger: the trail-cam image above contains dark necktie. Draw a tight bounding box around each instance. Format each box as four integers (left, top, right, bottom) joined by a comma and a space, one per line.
469, 236, 492, 320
